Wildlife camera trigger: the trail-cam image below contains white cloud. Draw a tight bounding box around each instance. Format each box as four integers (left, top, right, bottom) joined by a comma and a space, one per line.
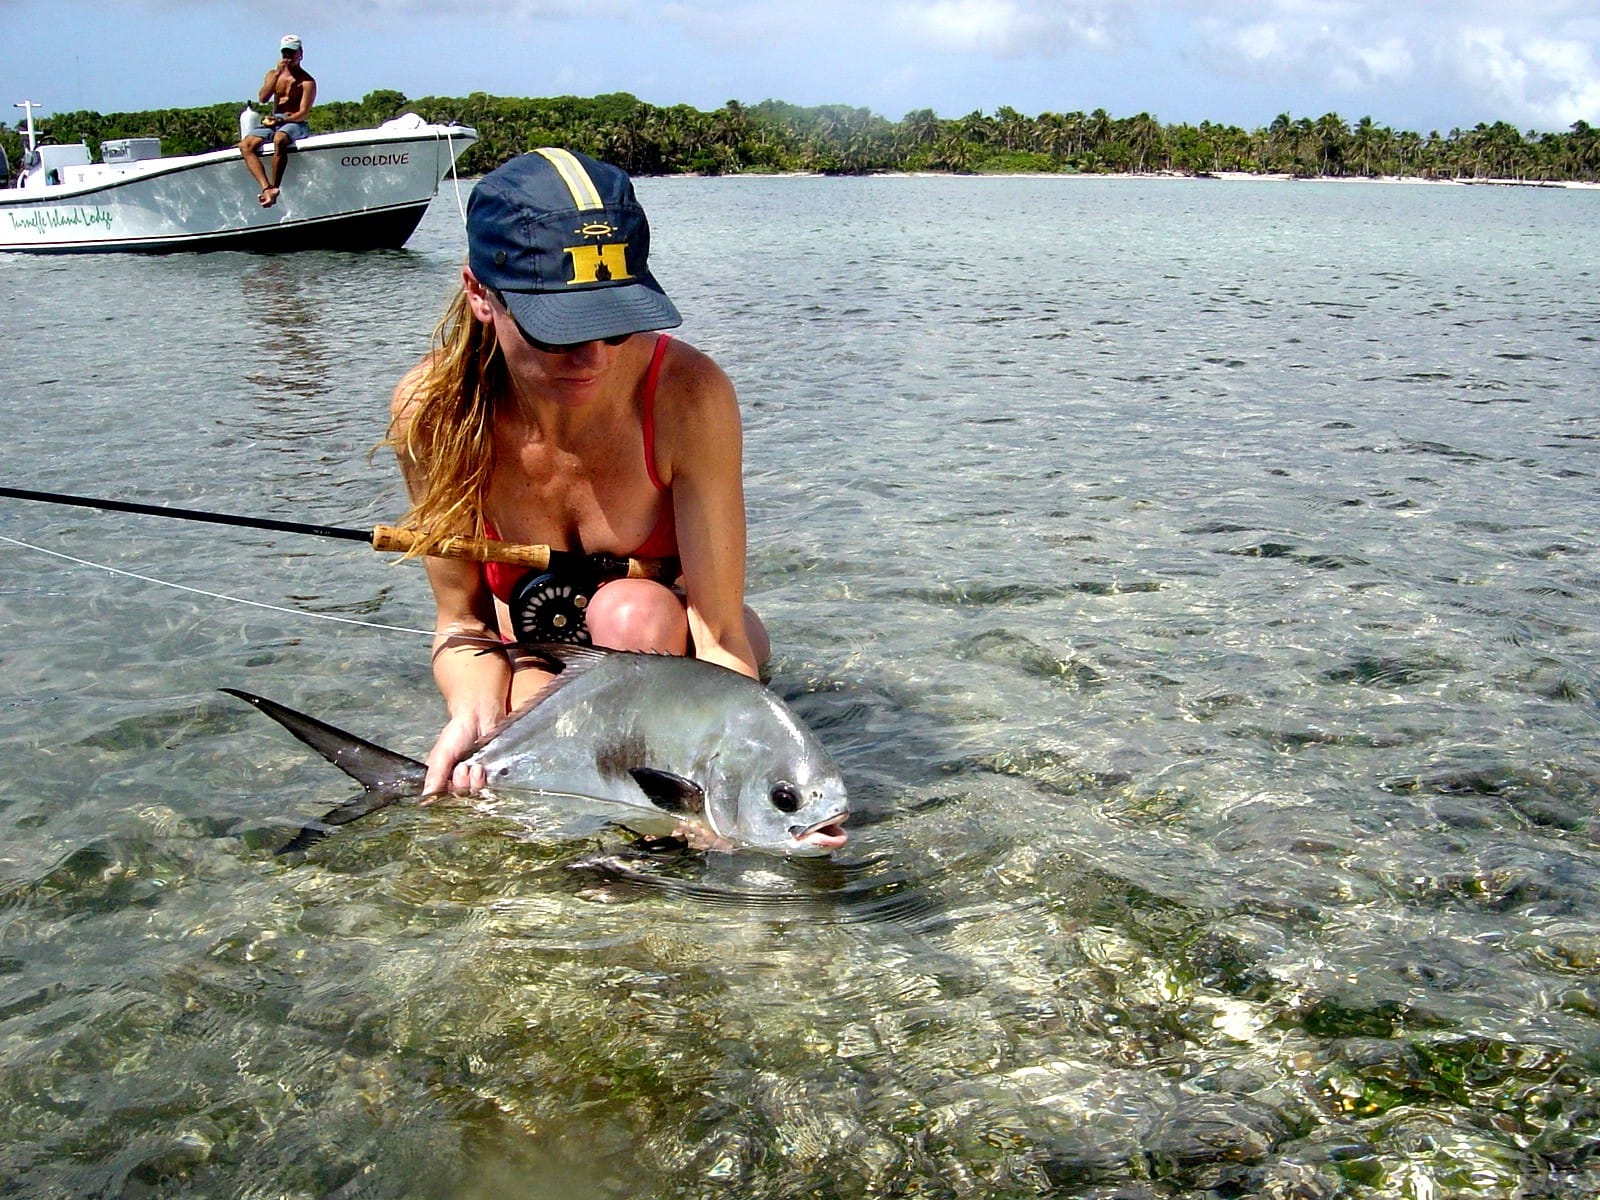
890, 0, 1126, 57
1326, 36, 1413, 90
280, 0, 1600, 127
328, 0, 596, 10
1191, 1, 1598, 126
1199, 5, 1417, 89
1455, 26, 1600, 127
656, 1, 819, 47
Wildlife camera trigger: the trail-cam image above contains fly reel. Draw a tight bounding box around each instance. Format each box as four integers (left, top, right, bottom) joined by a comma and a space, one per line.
508, 565, 600, 646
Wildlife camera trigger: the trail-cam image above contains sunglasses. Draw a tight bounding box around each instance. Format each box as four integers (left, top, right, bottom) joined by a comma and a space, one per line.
521, 329, 631, 355
491, 289, 631, 354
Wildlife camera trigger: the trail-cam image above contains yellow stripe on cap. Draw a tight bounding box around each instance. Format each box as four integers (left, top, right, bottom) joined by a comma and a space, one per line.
534, 147, 604, 212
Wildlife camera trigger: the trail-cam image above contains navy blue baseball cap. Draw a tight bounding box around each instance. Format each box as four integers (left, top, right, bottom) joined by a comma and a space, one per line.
467, 148, 681, 345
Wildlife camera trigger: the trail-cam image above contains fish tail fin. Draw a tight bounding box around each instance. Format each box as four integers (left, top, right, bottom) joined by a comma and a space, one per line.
222, 687, 428, 796
276, 791, 402, 855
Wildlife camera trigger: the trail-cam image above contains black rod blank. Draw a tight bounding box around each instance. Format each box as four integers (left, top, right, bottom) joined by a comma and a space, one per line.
0, 485, 374, 543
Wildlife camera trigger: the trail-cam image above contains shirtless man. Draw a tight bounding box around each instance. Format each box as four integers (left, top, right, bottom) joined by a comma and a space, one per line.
239, 34, 316, 208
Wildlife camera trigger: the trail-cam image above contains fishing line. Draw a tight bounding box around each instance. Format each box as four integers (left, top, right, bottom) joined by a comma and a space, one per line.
0, 532, 436, 639
0, 486, 662, 649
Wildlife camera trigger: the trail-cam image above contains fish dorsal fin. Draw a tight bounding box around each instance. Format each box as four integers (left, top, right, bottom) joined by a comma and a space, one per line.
476, 642, 618, 745
521, 642, 688, 676
628, 767, 706, 815
519, 642, 612, 675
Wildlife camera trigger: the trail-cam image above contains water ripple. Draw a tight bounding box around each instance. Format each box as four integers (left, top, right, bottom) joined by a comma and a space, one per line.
3, 177, 1600, 1197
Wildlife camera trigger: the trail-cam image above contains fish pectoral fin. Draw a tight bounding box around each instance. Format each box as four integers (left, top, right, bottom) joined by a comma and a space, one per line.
627, 767, 706, 815
613, 826, 691, 855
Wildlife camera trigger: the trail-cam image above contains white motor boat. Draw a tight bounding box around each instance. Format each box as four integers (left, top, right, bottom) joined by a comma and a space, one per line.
1, 102, 477, 253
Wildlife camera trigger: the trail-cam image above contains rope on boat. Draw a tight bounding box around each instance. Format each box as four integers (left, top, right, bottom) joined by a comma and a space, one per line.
442, 126, 468, 227
0, 532, 437, 639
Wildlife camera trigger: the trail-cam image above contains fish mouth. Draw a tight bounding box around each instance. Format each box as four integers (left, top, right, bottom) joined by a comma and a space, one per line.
791, 812, 849, 853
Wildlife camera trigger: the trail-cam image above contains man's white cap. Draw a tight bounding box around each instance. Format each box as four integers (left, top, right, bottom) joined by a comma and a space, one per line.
280, 34, 302, 51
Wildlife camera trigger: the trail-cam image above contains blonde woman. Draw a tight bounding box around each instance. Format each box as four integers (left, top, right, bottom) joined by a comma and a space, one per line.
390, 149, 767, 795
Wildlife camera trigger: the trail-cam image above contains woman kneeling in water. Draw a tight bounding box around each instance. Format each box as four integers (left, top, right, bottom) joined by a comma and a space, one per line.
388, 149, 767, 796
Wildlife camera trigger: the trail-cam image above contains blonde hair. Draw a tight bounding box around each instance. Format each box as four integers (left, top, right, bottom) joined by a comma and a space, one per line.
385, 287, 506, 545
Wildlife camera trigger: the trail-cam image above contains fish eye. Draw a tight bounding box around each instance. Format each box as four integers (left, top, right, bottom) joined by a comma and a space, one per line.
769, 782, 802, 814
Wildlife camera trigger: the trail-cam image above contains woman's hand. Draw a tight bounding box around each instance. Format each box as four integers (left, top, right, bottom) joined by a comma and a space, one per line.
421, 712, 492, 800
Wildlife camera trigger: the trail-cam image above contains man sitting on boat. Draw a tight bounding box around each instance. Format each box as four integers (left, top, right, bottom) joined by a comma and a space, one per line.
239, 33, 317, 209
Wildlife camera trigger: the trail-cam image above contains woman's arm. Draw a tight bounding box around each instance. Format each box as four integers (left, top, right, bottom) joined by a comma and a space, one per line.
652, 344, 759, 679
393, 365, 508, 795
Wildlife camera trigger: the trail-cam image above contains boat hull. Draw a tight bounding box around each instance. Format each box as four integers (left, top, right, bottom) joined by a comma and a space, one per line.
0, 120, 476, 254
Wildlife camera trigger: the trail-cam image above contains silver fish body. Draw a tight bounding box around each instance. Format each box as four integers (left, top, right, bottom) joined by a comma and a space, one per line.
227, 645, 849, 856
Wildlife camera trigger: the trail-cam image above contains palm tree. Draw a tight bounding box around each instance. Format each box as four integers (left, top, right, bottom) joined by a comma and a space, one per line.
1122, 112, 1165, 173
993, 105, 1029, 152
1035, 112, 1074, 166
1352, 115, 1376, 176
1393, 130, 1421, 176
901, 108, 940, 148
1260, 112, 1294, 172
956, 109, 994, 148
1313, 112, 1347, 176
1572, 120, 1600, 180
1086, 107, 1112, 153
709, 100, 754, 170
929, 133, 976, 173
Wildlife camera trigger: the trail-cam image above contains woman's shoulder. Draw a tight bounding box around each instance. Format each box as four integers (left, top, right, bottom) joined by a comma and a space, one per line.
655, 336, 735, 416
649, 337, 741, 482
391, 352, 439, 423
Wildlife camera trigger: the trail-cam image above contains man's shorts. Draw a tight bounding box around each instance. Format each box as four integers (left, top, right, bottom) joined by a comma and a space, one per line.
247, 120, 308, 145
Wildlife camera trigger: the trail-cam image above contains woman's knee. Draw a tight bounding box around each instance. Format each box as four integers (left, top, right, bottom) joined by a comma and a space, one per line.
744, 606, 770, 667
586, 580, 688, 653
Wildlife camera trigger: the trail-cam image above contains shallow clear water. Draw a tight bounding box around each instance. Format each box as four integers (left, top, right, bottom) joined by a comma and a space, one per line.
2, 175, 1599, 1198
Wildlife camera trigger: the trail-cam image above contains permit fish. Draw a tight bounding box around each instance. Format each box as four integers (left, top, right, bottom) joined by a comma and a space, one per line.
225, 644, 850, 856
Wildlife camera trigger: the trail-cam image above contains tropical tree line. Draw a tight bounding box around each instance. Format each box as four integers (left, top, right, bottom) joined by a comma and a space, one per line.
4, 89, 1598, 183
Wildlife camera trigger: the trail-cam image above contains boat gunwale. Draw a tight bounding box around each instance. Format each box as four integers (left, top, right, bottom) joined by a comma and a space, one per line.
0, 122, 478, 208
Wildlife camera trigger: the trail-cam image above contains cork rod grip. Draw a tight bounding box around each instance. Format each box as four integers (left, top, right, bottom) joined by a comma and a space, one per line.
371, 524, 552, 569
370, 524, 672, 580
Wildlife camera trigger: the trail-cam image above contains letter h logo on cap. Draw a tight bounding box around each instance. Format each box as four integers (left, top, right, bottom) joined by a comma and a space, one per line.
565, 241, 632, 285
534, 149, 636, 285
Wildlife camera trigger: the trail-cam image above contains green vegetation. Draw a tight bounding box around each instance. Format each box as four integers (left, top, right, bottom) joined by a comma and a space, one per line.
5, 90, 1598, 182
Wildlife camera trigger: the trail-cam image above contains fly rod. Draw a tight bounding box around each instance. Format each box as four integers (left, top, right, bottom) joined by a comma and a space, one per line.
0, 485, 671, 579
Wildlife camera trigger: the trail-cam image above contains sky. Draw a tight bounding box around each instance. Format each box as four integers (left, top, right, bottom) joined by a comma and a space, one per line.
4, 0, 1598, 135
